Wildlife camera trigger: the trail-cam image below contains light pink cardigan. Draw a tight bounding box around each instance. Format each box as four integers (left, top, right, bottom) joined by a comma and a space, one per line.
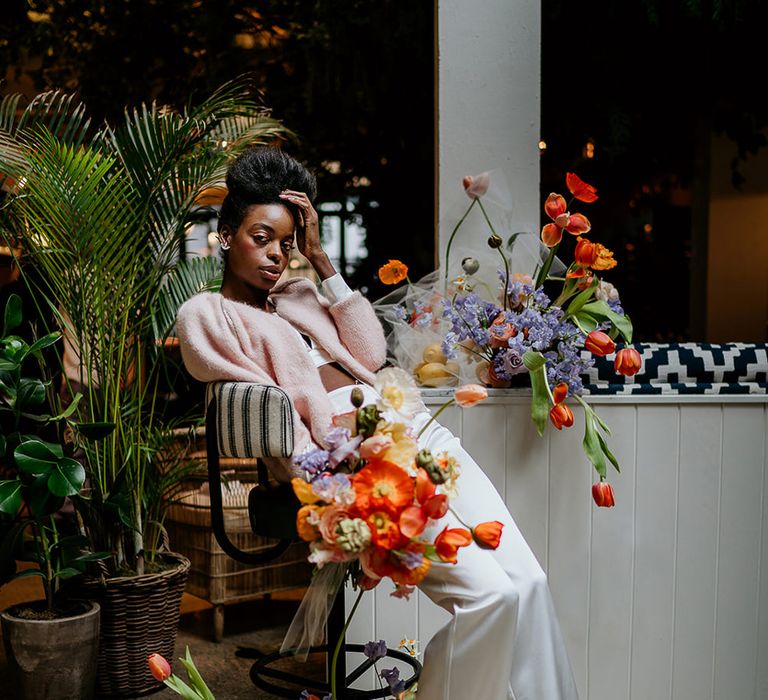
175, 277, 387, 463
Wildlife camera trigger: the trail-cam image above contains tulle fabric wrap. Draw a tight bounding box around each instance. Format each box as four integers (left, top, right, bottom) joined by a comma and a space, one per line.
280, 561, 348, 659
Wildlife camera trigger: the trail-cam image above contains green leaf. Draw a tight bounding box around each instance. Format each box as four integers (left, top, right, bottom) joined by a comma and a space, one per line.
523, 350, 549, 436
16, 378, 47, 410
0, 479, 22, 514
596, 432, 621, 474
74, 421, 116, 441
50, 534, 90, 552
580, 300, 634, 343
48, 457, 86, 497
582, 411, 607, 479
28, 475, 64, 518
3, 294, 22, 336
179, 646, 215, 700
70, 551, 111, 562
52, 567, 84, 580
14, 440, 59, 475
563, 276, 598, 317
11, 568, 46, 581
27, 332, 61, 357
573, 312, 599, 333
0, 433, 6, 456
52, 393, 82, 420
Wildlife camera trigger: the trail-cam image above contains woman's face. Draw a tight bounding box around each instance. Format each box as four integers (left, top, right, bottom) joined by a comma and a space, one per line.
221, 203, 295, 292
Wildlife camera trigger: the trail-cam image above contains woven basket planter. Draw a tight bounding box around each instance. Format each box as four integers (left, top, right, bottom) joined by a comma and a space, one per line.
74, 552, 190, 698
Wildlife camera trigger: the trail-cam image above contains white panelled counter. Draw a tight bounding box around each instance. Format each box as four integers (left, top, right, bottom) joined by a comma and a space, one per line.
345, 390, 768, 700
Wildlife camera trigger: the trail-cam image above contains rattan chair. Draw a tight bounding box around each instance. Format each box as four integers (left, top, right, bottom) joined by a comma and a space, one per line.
205, 381, 421, 698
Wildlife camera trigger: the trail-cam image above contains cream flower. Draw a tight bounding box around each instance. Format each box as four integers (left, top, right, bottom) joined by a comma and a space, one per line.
374, 367, 423, 422
595, 280, 620, 303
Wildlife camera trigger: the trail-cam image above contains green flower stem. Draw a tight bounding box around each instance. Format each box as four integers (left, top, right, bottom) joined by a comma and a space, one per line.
477, 198, 510, 311
331, 587, 365, 700
443, 198, 477, 287
417, 399, 456, 439
535, 241, 560, 289
448, 505, 471, 530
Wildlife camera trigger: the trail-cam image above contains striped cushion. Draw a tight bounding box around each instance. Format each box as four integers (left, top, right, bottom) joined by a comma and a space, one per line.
206, 383, 295, 458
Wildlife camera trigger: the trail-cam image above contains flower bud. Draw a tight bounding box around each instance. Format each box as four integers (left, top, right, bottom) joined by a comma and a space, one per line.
147, 653, 171, 682
416, 449, 446, 484
592, 481, 616, 507
487, 234, 503, 249
552, 382, 568, 404
472, 520, 504, 549
549, 403, 574, 430
614, 347, 642, 376
454, 384, 488, 408
350, 387, 364, 407
584, 330, 616, 357
461, 256, 480, 275
574, 237, 598, 266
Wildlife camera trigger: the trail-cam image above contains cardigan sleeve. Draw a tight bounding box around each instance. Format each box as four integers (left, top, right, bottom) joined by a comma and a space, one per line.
326, 289, 388, 373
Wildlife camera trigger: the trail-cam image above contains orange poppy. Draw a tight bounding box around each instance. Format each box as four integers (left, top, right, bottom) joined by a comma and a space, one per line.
378, 259, 409, 285
367, 511, 406, 550
353, 460, 414, 518
566, 172, 599, 203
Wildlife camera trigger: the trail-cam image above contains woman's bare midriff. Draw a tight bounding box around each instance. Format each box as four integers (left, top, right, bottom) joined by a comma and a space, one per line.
318, 362, 359, 392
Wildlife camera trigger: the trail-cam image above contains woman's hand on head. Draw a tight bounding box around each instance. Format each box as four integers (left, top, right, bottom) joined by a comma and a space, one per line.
279, 190, 336, 279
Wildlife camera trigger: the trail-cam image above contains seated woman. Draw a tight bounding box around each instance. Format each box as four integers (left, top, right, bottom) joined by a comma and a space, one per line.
176, 147, 579, 700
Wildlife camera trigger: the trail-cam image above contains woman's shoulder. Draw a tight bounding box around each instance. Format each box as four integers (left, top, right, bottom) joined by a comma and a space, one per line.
177, 291, 223, 321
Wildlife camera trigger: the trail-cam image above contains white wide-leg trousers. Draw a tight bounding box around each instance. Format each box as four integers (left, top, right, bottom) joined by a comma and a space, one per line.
328, 386, 579, 700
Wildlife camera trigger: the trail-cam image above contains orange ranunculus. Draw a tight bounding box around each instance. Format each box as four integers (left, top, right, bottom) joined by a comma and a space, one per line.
434, 526, 472, 564
463, 172, 490, 198
540, 193, 592, 248
378, 259, 409, 285
574, 237, 598, 266
549, 403, 574, 430
566, 172, 599, 203
614, 347, 642, 376
591, 242, 617, 271
367, 511, 406, 549
319, 505, 351, 544
472, 521, 504, 549
592, 481, 616, 507
353, 460, 414, 518
489, 314, 517, 348
454, 383, 488, 407
147, 653, 171, 682
292, 477, 320, 505
296, 505, 323, 542
552, 382, 568, 405
399, 505, 428, 539
584, 330, 616, 357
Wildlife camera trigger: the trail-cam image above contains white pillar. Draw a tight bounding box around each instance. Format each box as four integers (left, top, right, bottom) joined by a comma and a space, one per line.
436, 0, 541, 263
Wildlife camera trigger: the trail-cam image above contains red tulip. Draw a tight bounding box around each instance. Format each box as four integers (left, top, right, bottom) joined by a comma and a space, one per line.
472, 521, 504, 549
592, 481, 616, 507
614, 347, 642, 376
584, 330, 616, 357
574, 237, 598, 266
566, 172, 599, 203
540, 193, 592, 247
552, 382, 568, 405
434, 527, 472, 564
147, 653, 171, 682
549, 403, 574, 430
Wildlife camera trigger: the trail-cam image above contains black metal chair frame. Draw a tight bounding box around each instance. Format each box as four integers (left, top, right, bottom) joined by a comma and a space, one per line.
205, 391, 421, 698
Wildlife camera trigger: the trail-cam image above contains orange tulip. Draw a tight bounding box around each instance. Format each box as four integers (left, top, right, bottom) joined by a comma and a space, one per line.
549, 403, 574, 430
566, 172, 599, 203
147, 653, 171, 682
454, 383, 488, 407
614, 347, 642, 376
592, 481, 616, 507
584, 330, 616, 357
552, 382, 568, 405
540, 193, 592, 247
574, 237, 598, 266
434, 527, 472, 564
392, 547, 432, 586
378, 259, 409, 285
472, 521, 504, 549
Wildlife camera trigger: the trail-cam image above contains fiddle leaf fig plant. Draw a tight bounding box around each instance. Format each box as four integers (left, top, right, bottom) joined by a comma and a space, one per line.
0, 293, 112, 614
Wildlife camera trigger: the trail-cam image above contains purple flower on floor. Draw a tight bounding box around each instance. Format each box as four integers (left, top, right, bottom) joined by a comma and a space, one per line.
299, 691, 331, 700
363, 639, 388, 660
381, 667, 406, 695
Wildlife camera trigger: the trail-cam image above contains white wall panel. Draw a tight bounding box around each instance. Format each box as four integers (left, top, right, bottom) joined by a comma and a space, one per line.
346, 394, 768, 700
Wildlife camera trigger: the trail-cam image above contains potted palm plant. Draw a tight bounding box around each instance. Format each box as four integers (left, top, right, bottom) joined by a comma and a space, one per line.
0, 293, 109, 699
0, 78, 291, 696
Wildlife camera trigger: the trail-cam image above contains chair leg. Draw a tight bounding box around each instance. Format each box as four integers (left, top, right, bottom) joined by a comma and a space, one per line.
213, 604, 224, 643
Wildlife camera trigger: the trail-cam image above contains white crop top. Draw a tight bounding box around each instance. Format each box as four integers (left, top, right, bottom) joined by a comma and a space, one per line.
283, 273, 354, 368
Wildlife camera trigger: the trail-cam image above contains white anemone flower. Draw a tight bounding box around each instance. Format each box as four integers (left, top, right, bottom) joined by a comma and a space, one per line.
374, 367, 423, 422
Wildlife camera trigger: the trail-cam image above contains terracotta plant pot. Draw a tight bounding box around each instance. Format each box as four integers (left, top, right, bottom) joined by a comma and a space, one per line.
1, 600, 100, 700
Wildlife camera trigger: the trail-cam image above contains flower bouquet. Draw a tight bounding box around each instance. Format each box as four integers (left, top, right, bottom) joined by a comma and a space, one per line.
375, 173, 643, 505
287, 368, 501, 699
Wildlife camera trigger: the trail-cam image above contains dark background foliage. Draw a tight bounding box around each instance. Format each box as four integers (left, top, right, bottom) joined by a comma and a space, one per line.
2, 0, 766, 339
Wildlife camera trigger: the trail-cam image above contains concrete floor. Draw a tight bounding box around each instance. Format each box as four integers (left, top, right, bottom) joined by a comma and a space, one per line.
0, 571, 324, 699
